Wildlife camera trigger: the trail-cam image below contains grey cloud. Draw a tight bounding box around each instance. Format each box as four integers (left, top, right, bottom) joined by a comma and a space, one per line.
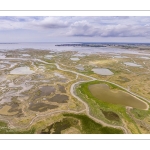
100, 25, 150, 37
67, 20, 100, 36
33, 17, 69, 29
67, 20, 150, 37
0, 17, 69, 30
1, 16, 150, 38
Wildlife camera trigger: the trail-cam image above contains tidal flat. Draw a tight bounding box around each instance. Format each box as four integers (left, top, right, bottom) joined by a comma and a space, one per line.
0, 44, 150, 134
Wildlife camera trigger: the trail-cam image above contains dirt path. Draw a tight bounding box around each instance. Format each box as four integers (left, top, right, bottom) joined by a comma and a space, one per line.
1, 57, 150, 133
0, 109, 86, 130
37, 59, 129, 133
70, 81, 128, 133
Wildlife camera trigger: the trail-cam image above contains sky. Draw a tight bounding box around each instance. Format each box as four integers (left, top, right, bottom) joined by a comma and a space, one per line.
0, 16, 150, 43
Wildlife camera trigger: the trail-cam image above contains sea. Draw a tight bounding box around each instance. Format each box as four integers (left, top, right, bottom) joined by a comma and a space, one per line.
0, 42, 149, 55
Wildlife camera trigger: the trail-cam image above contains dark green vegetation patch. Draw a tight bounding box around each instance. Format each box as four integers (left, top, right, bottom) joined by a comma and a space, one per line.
100, 109, 120, 121
41, 113, 123, 134
64, 114, 123, 134
41, 117, 79, 134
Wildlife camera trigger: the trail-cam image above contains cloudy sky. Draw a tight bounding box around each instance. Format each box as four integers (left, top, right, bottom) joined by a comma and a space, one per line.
0, 16, 150, 43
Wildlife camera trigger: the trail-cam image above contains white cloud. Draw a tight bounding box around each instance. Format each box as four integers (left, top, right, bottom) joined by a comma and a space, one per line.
67, 20, 150, 37
0, 17, 69, 30
67, 20, 99, 36
32, 17, 69, 29
1, 16, 150, 42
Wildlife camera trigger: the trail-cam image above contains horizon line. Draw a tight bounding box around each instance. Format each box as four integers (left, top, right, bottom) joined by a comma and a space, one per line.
0, 42, 150, 44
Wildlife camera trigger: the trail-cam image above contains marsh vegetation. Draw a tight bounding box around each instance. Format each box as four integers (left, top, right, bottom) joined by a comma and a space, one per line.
0, 46, 150, 134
